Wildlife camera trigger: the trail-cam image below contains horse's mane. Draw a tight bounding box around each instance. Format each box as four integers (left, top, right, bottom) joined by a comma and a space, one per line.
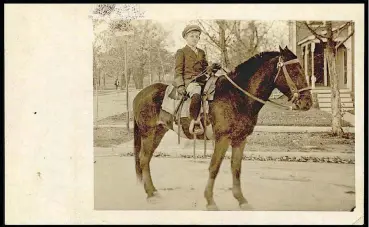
231, 51, 280, 82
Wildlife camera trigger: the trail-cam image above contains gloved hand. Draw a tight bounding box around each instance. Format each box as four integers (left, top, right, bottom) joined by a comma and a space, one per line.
207, 63, 222, 74
211, 62, 222, 71
177, 85, 187, 96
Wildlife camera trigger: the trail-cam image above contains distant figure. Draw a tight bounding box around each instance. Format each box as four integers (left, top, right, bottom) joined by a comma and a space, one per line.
114, 78, 120, 90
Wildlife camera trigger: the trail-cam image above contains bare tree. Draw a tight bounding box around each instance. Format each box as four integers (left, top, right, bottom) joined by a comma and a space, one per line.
196, 20, 232, 68
197, 20, 277, 69
93, 17, 174, 89
300, 21, 354, 136
227, 21, 275, 68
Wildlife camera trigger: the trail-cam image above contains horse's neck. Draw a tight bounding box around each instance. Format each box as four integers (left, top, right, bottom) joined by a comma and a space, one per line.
232, 57, 278, 113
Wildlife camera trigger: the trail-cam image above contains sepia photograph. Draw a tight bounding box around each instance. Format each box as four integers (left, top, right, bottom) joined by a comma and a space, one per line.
92, 4, 357, 212
5, 3, 365, 225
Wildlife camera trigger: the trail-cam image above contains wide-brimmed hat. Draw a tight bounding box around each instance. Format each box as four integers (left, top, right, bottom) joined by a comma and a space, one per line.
182, 25, 202, 38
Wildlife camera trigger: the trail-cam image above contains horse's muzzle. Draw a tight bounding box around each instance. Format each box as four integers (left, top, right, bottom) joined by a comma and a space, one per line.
292, 98, 312, 111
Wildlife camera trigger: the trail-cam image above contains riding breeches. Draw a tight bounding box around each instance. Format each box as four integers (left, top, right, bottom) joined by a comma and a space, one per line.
186, 82, 202, 98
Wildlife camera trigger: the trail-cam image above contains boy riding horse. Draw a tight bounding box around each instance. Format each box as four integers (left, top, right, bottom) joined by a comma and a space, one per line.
166, 24, 221, 133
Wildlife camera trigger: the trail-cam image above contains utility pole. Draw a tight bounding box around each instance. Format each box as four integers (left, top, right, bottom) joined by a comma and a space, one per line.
116, 30, 134, 131
125, 40, 129, 130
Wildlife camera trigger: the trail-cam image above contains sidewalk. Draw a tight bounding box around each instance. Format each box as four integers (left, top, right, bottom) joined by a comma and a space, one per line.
94, 122, 355, 133
94, 128, 355, 163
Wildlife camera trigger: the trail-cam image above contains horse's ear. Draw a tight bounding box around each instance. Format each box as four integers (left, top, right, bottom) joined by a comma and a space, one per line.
279, 45, 284, 53
284, 46, 290, 51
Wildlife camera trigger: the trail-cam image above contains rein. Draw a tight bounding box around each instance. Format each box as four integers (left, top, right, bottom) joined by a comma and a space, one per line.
221, 56, 311, 110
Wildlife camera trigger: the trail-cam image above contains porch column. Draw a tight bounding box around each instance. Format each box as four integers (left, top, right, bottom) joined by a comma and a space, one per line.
310, 43, 316, 89
300, 45, 305, 58
324, 47, 328, 86
304, 44, 309, 86
346, 24, 353, 91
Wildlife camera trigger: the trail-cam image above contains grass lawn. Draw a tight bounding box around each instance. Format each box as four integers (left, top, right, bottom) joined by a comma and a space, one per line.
257, 96, 352, 126
94, 125, 355, 149
95, 96, 352, 127
93, 126, 355, 163
94, 127, 134, 147
346, 109, 355, 115
96, 111, 133, 125
94, 96, 355, 164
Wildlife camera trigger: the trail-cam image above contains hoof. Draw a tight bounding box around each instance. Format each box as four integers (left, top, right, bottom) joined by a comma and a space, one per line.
153, 191, 161, 198
240, 203, 253, 211
146, 191, 161, 204
206, 204, 219, 211
147, 195, 160, 204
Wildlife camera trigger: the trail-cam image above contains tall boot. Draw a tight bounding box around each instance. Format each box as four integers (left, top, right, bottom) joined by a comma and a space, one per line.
189, 94, 203, 134
189, 94, 201, 120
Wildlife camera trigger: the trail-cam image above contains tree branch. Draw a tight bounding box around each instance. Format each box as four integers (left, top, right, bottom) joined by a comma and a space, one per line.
204, 20, 221, 34
252, 28, 259, 53
303, 21, 326, 43
203, 38, 221, 50
333, 21, 351, 39
198, 20, 221, 48
253, 22, 274, 53
231, 22, 250, 51
259, 21, 274, 39
225, 21, 237, 43
335, 29, 354, 50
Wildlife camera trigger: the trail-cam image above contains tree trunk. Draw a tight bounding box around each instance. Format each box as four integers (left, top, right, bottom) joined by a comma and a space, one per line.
133, 65, 144, 89
217, 20, 230, 68
325, 21, 343, 136
103, 73, 106, 89
133, 73, 143, 89
98, 68, 101, 89
157, 48, 165, 82
148, 48, 152, 85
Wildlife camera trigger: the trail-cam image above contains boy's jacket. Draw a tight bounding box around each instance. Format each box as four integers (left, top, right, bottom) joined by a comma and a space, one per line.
173, 45, 209, 88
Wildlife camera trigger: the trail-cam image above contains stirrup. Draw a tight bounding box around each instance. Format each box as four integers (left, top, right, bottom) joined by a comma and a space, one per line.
189, 119, 204, 135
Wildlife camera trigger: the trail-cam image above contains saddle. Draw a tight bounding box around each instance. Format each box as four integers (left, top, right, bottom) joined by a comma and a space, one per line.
158, 75, 219, 139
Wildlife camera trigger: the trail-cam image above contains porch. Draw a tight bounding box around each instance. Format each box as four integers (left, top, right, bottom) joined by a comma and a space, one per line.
298, 42, 352, 91
311, 86, 354, 113
297, 30, 354, 113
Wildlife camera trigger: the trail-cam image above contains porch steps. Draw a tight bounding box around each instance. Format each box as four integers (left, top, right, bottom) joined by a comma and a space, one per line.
315, 89, 354, 113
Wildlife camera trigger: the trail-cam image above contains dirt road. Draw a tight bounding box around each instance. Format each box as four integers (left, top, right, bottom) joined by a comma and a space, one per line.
94, 156, 355, 211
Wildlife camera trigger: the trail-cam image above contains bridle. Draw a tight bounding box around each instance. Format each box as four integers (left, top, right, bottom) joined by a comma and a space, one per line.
221, 56, 311, 110
274, 56, 311, 103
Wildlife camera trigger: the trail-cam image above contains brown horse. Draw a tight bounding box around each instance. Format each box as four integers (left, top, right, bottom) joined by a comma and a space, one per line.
132, 46, 313, 210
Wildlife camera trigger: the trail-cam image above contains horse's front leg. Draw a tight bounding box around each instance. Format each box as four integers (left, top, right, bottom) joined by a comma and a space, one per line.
204, 136, 230, 211
231, 139, 252, 210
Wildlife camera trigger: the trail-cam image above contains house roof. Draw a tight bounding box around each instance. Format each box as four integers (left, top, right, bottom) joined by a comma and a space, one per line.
297, 23, 350, 46
297, 35, 345, 46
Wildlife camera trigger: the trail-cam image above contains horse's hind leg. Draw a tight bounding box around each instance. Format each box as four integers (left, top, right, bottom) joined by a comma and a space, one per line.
231, 139, 252, 210
204, 136, 230, 211
140, 125, 168, 198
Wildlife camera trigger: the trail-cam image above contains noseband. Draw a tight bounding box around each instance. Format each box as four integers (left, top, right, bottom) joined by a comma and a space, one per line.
274, 57, 311, 103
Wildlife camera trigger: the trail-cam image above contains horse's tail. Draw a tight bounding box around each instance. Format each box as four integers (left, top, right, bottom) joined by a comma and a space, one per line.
134, 117, 143, 182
